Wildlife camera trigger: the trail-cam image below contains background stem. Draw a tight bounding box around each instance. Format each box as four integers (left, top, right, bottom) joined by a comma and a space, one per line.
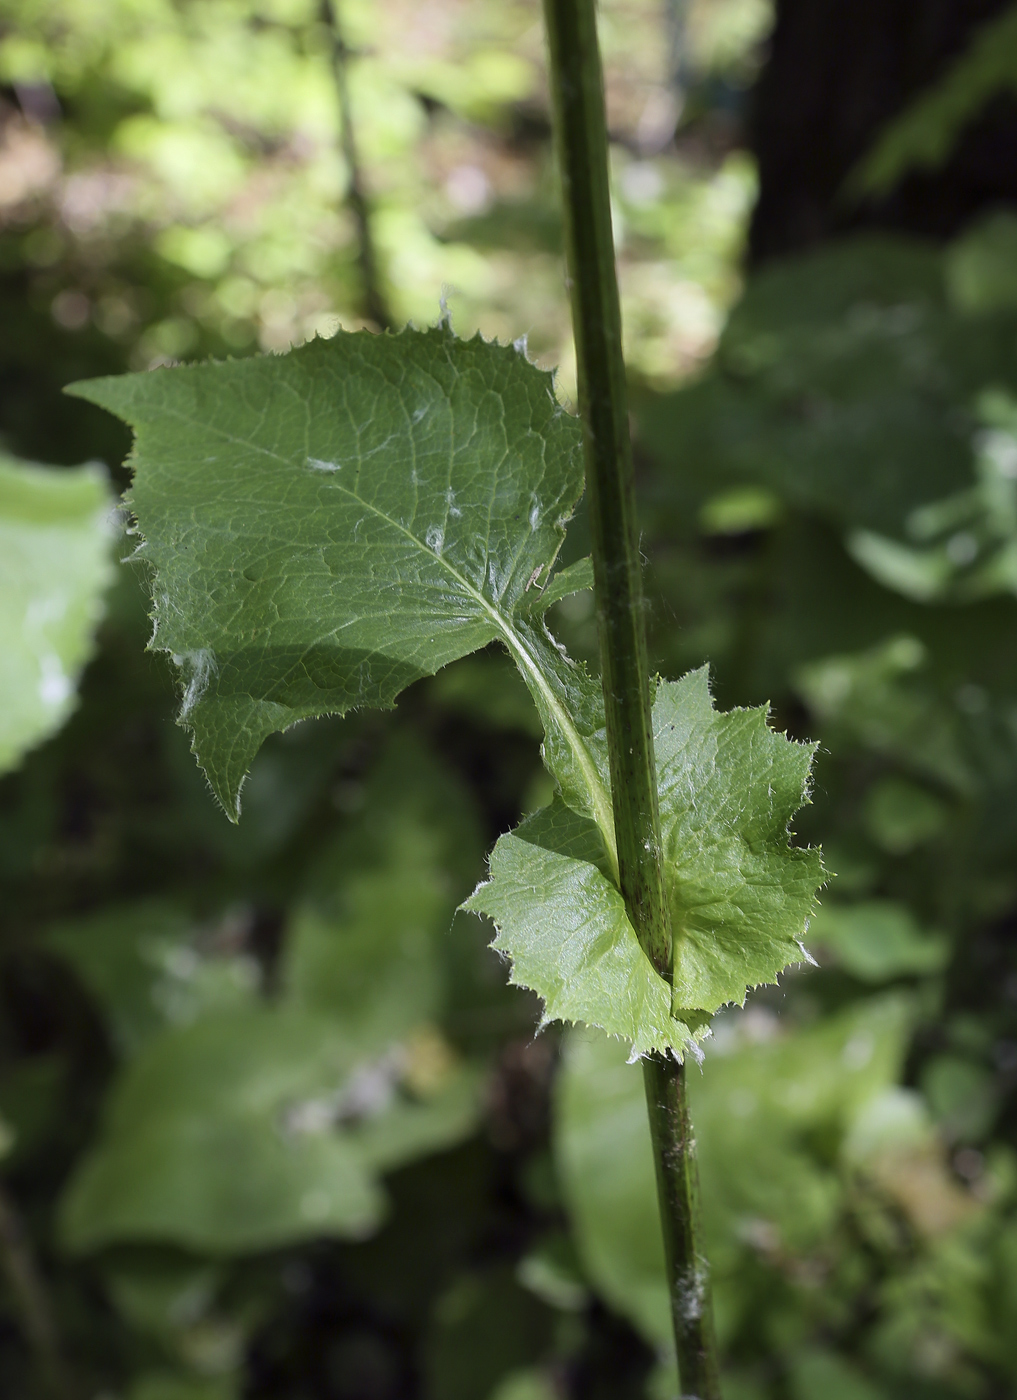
323, 0, 392, 330
542, 1, 721, 1393
0, 1182, 73, 1400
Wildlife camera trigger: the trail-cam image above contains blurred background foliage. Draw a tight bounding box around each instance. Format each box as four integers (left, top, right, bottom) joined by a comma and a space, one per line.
4, 1, 1017, 1399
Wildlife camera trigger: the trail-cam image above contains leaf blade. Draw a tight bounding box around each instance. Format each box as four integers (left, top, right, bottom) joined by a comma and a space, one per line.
68, 327, 585, 815
468, 671, 825, 1057
654, 669, 824, 1015
465, 826, 698, 1058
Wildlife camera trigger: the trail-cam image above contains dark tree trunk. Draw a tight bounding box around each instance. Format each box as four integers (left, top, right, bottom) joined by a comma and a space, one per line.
747, 0, 1017, 262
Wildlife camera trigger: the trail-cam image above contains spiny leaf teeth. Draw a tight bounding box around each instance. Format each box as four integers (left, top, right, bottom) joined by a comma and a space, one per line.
464, 819, 706, 1060
653, 669, 825, 1016
466, 670, 825, 1059
66, 326, 584, 817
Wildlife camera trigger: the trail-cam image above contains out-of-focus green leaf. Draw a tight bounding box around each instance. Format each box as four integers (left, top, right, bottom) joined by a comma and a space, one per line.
788, 1349, 887, 1400
60, 1006, 484, 1255
426, 651, 543, 738
282, 734, 481, 1051
555, 998, 912, 1350
946, 211, 1017, 314
794, 636, 972, 794
59, 1007, 384, 1253
129, 1374, 236, 1400
846, 389, 1017, 605
44, 902, 260, 1057
637, 238, 1017, 539
862, 776, 950, 854
487, 1368, 558, 1400
101, 1246, 249, 1392
515, 1235, 588, 1313
0, 1057, 64, 1166
0, 451, 114, 774
349, 1060, 484, 1175
102, 1251, 225, 1344
424, 1267, 553, 1400
920, 1055, 998, 1142
68, 328, 585, 818
554, 1026, 675, 1347
467, 670, 823, 1057
846, 6, 1017, 198
807, 901, 949, 982
698, 485, 783, 536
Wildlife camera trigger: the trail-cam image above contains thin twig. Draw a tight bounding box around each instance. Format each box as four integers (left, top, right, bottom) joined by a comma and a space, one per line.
322, 0, 393, 330
541, 1, 722, 1394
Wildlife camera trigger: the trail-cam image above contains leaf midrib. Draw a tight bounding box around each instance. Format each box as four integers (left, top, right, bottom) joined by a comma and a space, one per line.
324, 475, 619, 880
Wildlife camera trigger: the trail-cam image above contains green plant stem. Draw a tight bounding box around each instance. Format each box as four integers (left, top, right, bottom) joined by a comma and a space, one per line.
542, 1, 721, 1394
643, 1056, 722, 1397
542, 0, 668, 982
323, 0, 392, 330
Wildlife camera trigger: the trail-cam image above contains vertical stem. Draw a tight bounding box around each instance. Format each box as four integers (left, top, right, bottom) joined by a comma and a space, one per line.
542, 2, 722, 1395
0, 1182, 73, 1400
323, 0, 393, 331
643, 1057, 722, 1397
542, 0, 668, 983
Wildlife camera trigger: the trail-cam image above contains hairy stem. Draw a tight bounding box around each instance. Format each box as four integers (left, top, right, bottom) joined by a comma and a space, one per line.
644, 1057, 722, 1397
542, 0, 668, 982
542, 1, 722, 1393
323, 0, 392, 330
0, 1182, 73, 1400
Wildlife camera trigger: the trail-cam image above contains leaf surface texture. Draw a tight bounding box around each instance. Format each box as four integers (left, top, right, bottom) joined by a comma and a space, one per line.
69, 328, 584, 814
467, 670, 824, 1055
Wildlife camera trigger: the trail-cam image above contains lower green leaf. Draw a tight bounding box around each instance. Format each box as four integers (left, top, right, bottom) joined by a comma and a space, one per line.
465, 808, 701, 1059
467, 669, 825, 1057
59, 1000, 483, 1255
58, 1007, 382, 1254
654, 669, 824, 1018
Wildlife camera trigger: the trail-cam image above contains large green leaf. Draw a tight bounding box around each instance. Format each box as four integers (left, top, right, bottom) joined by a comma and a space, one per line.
67, 328, 587, 817
0, 452, 114, 775
60, 1006, 383, 1253
466, 670, 824, 1056
467, 798, 687, 1057
59, 734, 487, 1256
60, 1001, 484, 1254
44, 901, 259, 1057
